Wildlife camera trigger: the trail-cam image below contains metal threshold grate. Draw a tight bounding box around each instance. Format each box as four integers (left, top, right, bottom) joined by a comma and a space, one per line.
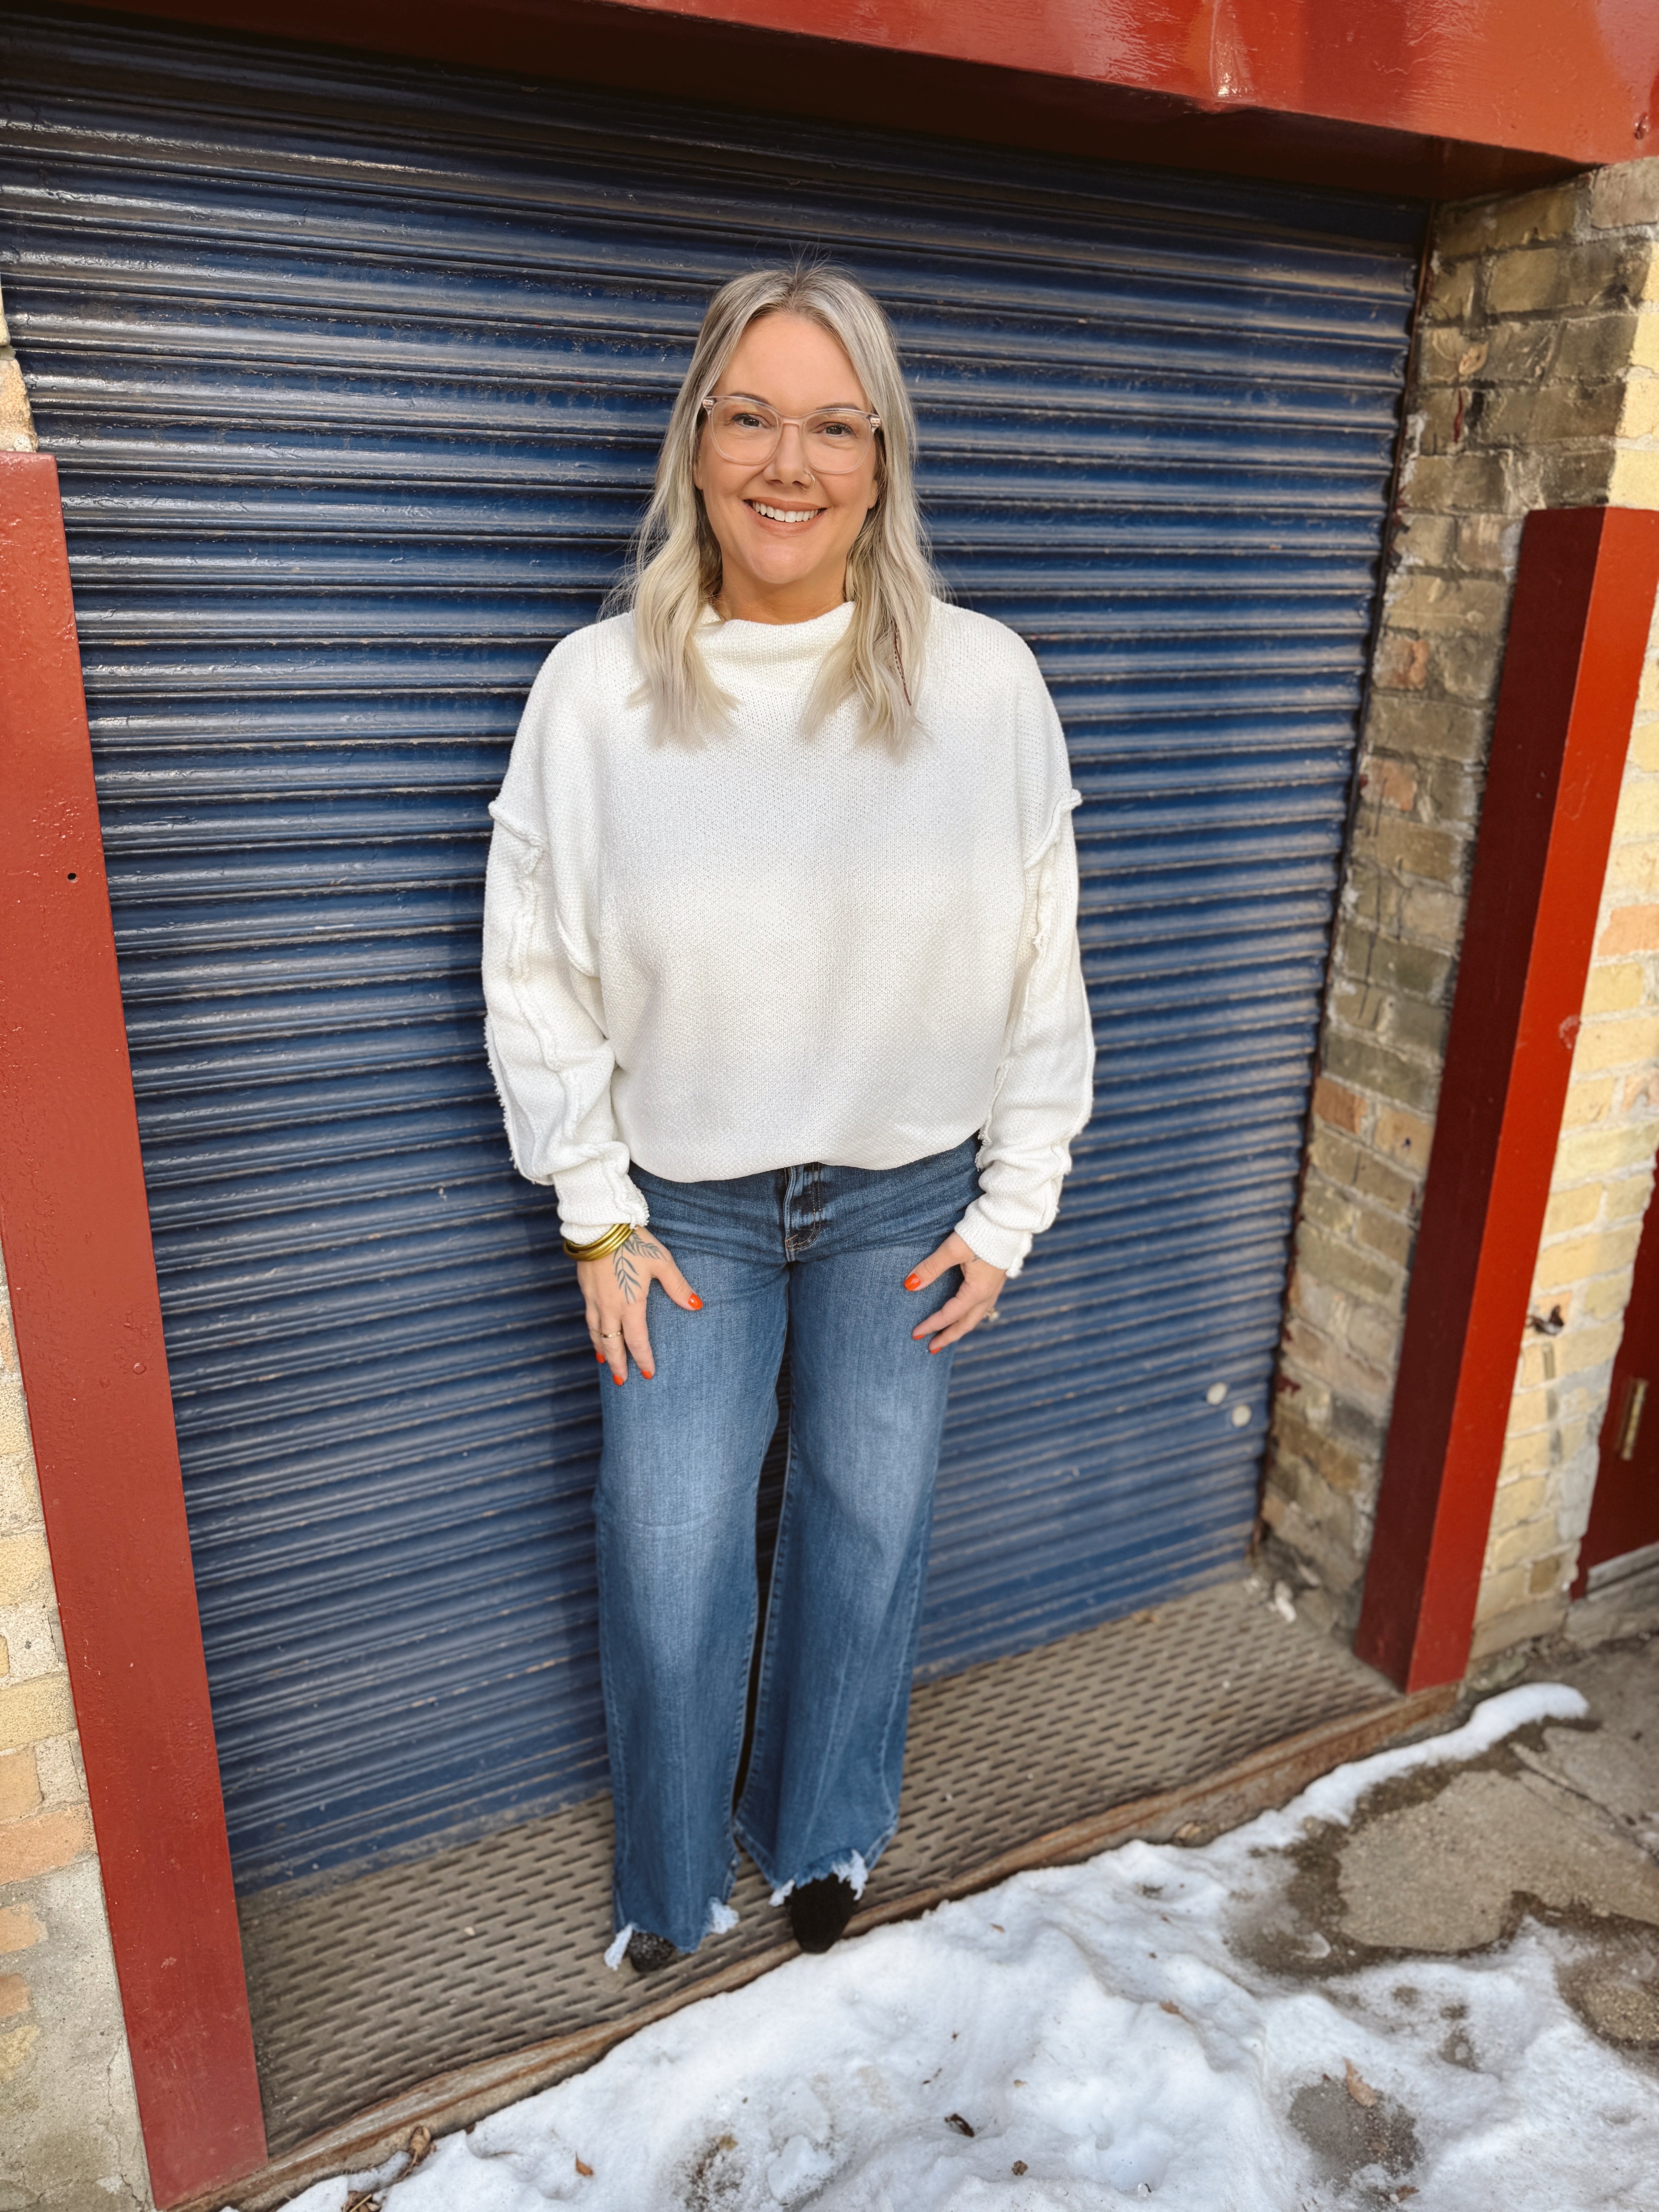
237, 1577, 1400, 2166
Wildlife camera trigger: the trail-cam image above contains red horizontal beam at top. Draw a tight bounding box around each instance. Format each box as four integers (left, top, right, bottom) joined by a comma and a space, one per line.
619, 0, 1657, 169
59, 0, 1650, 197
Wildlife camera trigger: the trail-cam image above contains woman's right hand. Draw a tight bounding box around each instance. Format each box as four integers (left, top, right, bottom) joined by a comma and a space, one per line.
578, 1228, 702, 1383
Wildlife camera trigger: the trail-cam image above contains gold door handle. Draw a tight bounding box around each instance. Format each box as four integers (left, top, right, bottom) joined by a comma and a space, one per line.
1617, 1377, 1649, 1462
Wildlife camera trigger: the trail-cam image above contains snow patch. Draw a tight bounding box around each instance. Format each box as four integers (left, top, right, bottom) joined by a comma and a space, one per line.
256, 1685, 1654, 2212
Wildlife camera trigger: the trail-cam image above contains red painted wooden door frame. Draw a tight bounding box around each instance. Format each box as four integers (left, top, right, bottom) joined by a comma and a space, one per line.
0, 455, 266, 2205
1356, 506, 1659, 1692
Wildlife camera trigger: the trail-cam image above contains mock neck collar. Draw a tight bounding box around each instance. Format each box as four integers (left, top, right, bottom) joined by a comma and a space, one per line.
697, 599, 854, 683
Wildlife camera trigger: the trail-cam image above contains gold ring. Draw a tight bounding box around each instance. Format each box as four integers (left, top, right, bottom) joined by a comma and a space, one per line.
598, 1330, 622, 1340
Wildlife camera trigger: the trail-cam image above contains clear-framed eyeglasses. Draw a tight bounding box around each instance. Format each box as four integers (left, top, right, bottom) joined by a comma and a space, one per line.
701, 393, 881, 476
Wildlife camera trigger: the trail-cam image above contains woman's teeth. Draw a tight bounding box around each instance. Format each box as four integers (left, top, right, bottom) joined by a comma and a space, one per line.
750, 502, 819, 523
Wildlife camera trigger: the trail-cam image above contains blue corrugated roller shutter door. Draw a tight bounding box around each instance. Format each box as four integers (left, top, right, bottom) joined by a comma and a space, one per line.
0, 8, 1422, 1891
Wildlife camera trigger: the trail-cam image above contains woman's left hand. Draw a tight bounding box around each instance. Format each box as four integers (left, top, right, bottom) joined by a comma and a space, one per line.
904, 1232, 1006, 1353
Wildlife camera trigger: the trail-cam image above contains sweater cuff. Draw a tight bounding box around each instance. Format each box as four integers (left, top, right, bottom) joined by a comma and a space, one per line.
553, 1159, 649, 1237
955, 1203, 1033, 1278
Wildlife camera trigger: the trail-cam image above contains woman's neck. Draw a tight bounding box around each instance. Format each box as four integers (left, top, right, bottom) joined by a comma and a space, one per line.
713, 572, 849, 625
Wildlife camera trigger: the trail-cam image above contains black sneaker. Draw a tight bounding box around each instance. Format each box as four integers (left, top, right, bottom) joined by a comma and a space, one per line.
788, 1876, 859, 1956
625, 1929, 678, 1974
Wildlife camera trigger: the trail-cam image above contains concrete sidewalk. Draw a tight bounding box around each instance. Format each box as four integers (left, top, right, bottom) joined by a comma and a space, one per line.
1249, 1597, 1659, 2060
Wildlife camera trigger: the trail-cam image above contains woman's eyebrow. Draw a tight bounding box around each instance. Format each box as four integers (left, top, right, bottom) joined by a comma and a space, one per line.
718, 388, 867, 410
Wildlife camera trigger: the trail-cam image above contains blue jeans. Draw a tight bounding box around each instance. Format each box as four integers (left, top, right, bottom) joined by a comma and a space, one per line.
594, 1139, 981, 1956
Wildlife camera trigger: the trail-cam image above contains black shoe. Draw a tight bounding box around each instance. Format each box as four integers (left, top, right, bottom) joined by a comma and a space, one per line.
788, 1875, 859, 1956
625, 1929, 678, 1974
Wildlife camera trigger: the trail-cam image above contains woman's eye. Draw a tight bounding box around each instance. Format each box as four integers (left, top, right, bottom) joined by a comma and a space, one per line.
816, 420, 854, 439
730, 410, 769, 429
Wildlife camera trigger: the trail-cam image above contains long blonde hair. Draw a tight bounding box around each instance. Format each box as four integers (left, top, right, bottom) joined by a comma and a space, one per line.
616, 264, 939, 751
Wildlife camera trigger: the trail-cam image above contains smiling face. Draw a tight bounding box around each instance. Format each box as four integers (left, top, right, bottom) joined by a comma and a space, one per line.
692, 309, 882, 625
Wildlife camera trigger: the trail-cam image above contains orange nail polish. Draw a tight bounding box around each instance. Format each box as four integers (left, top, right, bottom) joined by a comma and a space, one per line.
643, 1370, 655, 1380
596, 1351, 605, 1362
689, 1295, 703, 1310
904, 1272, 922, 1291
612, 1373, 625, 1386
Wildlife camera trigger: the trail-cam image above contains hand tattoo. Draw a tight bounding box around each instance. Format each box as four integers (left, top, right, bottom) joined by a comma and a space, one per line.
612, 1231, 662, 1303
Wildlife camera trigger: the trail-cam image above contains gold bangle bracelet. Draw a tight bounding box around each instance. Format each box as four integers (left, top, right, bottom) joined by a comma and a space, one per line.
562, 1221, 637, 1263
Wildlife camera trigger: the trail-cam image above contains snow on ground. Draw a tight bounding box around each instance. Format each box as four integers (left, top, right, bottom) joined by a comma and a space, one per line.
273, 1686, 1659, 2212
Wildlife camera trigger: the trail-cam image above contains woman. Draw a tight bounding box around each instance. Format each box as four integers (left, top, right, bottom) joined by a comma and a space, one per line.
483, 264, 1093, 1974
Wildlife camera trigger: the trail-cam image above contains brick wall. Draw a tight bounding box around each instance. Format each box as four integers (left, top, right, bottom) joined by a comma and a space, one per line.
1265, 162, 1659, 1647
0, 1254, 151, 2209
0, 287, 36, 453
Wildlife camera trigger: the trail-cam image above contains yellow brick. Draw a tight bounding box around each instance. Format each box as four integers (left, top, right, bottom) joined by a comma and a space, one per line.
1583, 961, 1649, 1015
1630, 724, 1659, 774
0, 1638, 7, 1680
0, 1676, 74, 1754
1476, 1563, 1532, 1616
0, 1749, 40, 1823
0, 1805, 92, 1886
1563, 1075, 1619, 1128
0, 1973, 27, 2022
1505, 1388, 1553, 1437
1488, 1516, 1559, 1573
0, 1906, 44, 1954
1490, 1474, 1550, 1531
1584, 1269, 1640, 1322
1602, 1170, 1657, 1221
0, 2021, 39, 2084
1555, 1320, 1628, 1377
1635, 313, 1659, 372
1573, 1014, 1659, 1072
0, 1387, 29, 1460
1614, 780, 1659, 842
1500, 1429, 1553, 1477
1621, 377, 1659, 441
1556, 1123, 1659, 1182
1542, 1184, 1602, 1237
0, 1534, 50, 1609
1604, 838, 1659, 896
1534, 1224, 1643, 1289
1610, 446, 1659, 509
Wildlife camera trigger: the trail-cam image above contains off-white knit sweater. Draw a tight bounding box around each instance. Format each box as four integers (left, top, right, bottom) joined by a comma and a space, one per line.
482, 598, 1094, 1275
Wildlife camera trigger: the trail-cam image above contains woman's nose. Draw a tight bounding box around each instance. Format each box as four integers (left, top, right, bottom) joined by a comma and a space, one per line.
767, 421, 815, 483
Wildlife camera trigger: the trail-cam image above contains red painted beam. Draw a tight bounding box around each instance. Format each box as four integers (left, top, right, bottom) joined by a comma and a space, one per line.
0, 456, 266, 2206
578, 0, 1659, 167
62, 0, 1644, 198
1356, 507, 1659, 1693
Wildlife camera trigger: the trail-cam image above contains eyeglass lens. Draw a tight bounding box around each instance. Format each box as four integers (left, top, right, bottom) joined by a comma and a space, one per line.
707, 399, 874, 474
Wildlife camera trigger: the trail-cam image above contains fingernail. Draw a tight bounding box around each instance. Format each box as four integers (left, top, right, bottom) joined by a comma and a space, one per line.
612, 1373, 625, 1386
596, 1352, 606, 1362
904, 1272, 922, 1291
929, 1343, 941, 1354
688, 1295, 703, 1310
643, 1369, 654, 1380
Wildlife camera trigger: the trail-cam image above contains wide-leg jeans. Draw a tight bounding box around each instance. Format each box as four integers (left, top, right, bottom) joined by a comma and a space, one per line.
593, 1138, 981, 1956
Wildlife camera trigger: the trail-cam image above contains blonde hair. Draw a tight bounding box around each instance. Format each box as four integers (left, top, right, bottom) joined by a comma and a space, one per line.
616, 264, 940, 751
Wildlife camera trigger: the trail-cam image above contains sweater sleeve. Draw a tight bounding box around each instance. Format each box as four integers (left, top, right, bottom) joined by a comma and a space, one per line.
481, 811, 649, 1237
955, 799, 1095, 1277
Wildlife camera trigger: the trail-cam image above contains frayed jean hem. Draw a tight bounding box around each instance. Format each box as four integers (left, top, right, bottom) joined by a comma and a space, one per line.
603, 1893, 740, 1970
